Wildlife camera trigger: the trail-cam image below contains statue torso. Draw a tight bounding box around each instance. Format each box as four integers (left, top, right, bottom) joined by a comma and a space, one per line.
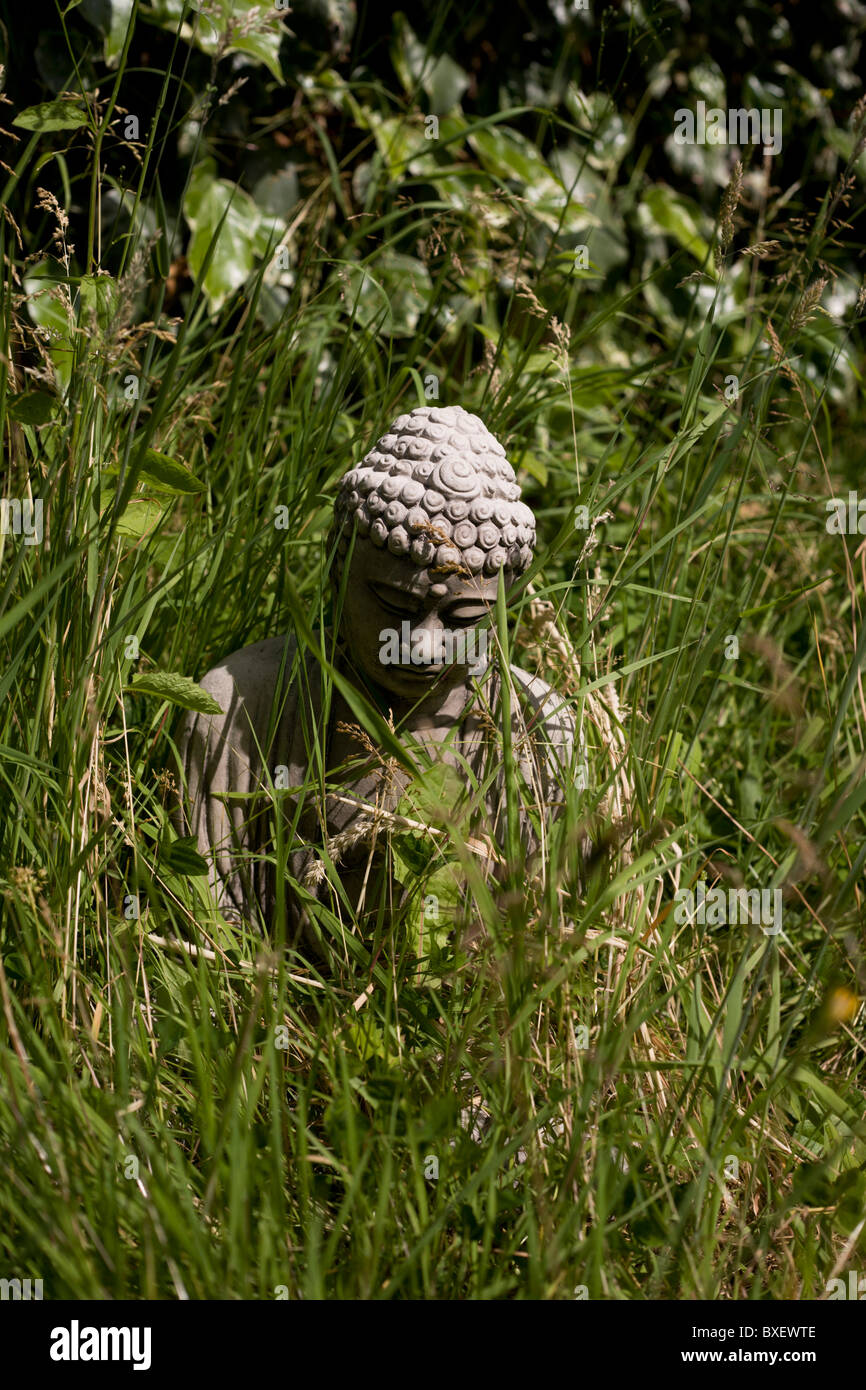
177, 631, 575, 951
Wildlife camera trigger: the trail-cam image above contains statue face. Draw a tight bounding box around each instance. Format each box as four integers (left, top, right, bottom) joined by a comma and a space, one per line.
337, 539, 504, 703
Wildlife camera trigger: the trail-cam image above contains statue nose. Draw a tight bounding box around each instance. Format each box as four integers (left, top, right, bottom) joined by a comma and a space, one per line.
411, 612, 443, 640
407, 613, 446, 665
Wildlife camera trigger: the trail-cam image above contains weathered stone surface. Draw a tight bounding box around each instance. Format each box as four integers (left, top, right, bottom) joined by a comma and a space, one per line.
332, 405, 535, 574
177, 634, 575, 940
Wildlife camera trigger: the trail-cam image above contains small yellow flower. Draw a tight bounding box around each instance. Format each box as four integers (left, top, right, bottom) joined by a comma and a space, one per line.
824, 986, 860, 1026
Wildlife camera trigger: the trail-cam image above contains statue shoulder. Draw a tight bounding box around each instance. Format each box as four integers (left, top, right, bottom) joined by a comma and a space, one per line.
197, 633, 299, 720
179, 633, 303, 782
508, 664, 576, 766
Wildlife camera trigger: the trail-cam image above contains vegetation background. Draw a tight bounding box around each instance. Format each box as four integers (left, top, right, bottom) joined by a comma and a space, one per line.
1, 0, 865, 1298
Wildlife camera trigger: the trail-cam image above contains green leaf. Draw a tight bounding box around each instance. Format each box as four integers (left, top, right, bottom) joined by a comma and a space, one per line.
184, 161, 263, 312
361, 113, 424, 182
7, 392, 57, 425
137, 448, 207, 495
79, 273, 119, 332
336, 253, 433, 337
514, 448, 548, 485
110, 497, 167, 539
470, 124, 556, 188
468, 125, 591, 232
640, 184, 714, 268
791, 1160, 837, 1208
391, 13, 468, 114
106, 0, 136, 66
160, 835, 210, 877
564, 88, 629, 172
146, 0, 285, 81
23, 263, 74, 392
348, 1018, 382, 1063
13, 98, 90, 133
396, 761, 468, 830
391, 831, 436, 883
130, 671, 224, 714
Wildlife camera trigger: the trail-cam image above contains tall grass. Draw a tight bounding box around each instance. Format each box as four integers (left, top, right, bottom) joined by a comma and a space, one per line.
1, 17, 864, 1299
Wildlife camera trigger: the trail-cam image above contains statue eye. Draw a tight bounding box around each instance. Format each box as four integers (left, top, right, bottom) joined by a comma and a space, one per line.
447, 605, 488, 626
370, 585, 421, 618
384, 600, 421, 618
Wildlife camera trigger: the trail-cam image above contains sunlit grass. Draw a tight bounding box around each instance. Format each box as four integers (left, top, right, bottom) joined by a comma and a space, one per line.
0, 13, 864, 1300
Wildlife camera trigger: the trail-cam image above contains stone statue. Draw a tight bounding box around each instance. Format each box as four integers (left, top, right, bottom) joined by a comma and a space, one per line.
177, 405, 575, 958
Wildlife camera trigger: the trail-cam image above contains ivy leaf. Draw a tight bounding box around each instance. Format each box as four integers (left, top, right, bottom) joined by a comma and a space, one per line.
347, 1017, 391, 1064
391, 14, 469, 114
468, 124, 591, 231
392, 830, 436, 883
105, 0, 136, 67
130, 671, 224, 715
514, 448, 548, 486
398, 762, 468, 829
791, 1160, 837, 1208
336, 253, 433, 337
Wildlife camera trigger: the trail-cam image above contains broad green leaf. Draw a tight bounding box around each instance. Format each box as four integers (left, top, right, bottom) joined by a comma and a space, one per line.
396, 761, 468, 830
13, 98, 89, 133
348, 1017, 394, 1064
184, 161, 262, 312
515, 448, 548, 485
106, 0, 136, 66
468, 125, 591, 231
23, 263, 74, 392
79, 273, 119, 332
640, 184, 714, 267
470, 125, 560, 192
130, 671, 224, 715
146, 0, 285, 81
565, 88, 629, 171
137, 448, 207, 495
367, 114, 424, 182
160, 835, 210, 877
336, 254, 432, 337
391, 13, 469, 114
426, 55, 469, 116
7, 392, 57, 425
116, 498, 166, 538
99, 486, 167, 539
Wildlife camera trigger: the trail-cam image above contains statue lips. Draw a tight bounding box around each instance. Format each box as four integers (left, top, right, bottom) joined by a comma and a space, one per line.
384, 657, 450, 690
392, 661, 446, 681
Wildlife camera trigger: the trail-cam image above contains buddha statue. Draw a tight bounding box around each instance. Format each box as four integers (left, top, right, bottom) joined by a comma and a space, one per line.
177, 405, 576, 959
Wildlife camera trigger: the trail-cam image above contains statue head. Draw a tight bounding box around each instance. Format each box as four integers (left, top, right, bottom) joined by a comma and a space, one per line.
330, 406, 536, 703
